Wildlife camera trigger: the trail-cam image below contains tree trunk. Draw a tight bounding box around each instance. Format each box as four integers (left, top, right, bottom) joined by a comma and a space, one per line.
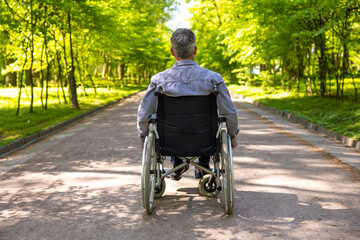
88, 75, 97, 94
341, 44, 348, 101
280, 58, 286, 91
347, 57, 358, 103
102, 54, 110, 90
120, 63, 125, 86
75, 57, 87, 96
306, 48, 313, 95
25, 70, 31, 86
62, 32, 69, 88
68, 13, 79, 109
16, 68, 25, 116
43, 5, 50, 109
288, 78, 292, 91
272, 60, 276, 89
331, 30, 341, 99
0, 55, 4, 85
101, 52, 107, 80
55, 41, 67, 104
117, 64, 122, 87
108, 56, 115, 88
4, 57, 17, 86
316, 34, 327, 98
16, 48, 28, 116
29, 0, 35, 113
296, 74, 300, 93
5, 71, 17, 87
44, 46, 50, 109
40, 41, 45, 108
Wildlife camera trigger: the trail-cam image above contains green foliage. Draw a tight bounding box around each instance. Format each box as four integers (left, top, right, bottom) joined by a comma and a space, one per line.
0, 0, 175, 87
230, 85, 360, 140
189, 0, 360, 101
188, 0, 237, 80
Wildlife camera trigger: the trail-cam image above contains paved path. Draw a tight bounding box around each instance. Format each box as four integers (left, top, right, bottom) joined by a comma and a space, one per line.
0, 92, 359, 240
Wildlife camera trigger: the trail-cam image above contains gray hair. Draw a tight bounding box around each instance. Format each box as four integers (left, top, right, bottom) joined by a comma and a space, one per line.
170, 28, 196, 58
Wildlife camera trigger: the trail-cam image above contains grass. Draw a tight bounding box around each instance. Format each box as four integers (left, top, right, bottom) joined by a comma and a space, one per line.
229, 84, 360, 141
0, 84, 146, 146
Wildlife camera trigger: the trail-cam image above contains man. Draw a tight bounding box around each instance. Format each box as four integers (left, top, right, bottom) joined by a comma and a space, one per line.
137, 28, 238, 181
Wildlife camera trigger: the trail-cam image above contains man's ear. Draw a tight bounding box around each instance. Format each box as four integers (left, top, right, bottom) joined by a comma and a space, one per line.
194, 46, 197, 55
171, 48, 176, 57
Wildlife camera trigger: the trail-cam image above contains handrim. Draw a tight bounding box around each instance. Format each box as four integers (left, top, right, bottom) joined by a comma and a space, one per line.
221, 130, 233, 214
142, 132, 156, 214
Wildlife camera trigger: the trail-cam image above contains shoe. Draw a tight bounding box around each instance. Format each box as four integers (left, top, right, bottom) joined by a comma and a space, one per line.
170, 164, 189, 181
195, 165, 211, 179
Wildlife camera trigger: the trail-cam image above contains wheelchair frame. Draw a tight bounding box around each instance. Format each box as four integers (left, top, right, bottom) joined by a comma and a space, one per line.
141, 114, 234, 215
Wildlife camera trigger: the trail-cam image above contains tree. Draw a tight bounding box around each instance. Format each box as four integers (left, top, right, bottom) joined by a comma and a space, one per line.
188, 0, 360, 101
0, 0, 175, 113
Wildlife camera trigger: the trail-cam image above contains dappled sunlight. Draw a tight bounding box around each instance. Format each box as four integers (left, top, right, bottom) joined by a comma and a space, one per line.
235, 156, 259, 163
249, 175, 332, 193
319, 201, 350, 210
240, 129, 278, 135
245, 144, 303, 151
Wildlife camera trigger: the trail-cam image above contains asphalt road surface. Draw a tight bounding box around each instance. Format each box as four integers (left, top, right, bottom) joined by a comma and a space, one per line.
1, 92, 359, 240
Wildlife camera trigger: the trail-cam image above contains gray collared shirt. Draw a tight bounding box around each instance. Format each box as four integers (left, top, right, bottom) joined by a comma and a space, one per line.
137, 59, 239, 139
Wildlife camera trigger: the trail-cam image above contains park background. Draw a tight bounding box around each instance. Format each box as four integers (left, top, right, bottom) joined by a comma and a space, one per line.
0, 0, 359, 147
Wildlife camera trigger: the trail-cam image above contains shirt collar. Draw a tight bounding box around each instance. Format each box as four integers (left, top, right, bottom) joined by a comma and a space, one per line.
172, 59, 199, 67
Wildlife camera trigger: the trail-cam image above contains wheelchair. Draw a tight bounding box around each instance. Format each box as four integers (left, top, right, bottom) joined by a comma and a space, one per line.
141, 88, 234, 215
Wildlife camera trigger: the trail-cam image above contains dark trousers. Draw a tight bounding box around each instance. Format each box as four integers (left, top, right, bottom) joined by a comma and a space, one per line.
170, 156, 210, 168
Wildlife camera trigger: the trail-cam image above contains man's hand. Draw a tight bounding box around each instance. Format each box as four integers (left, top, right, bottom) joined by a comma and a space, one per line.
231, 138, 237, 149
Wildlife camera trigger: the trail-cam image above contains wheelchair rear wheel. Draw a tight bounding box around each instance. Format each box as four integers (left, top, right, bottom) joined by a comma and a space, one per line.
141, 132, 156, 214
221, 130, 234, 214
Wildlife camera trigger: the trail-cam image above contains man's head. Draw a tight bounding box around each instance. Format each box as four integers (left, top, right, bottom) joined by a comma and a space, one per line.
170, 28, 197, 60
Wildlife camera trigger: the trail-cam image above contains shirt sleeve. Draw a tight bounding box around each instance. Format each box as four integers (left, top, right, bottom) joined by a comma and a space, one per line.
216, 78, 239, 139
137, 82, 158, 138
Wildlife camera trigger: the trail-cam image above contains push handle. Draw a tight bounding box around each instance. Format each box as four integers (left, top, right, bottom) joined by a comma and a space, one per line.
154, 87, 160, 96
213, 84, 218, 96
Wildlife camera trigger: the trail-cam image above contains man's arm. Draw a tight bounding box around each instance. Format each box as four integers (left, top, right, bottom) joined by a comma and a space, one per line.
137, 82, 158, 144
216, 80, 239, 144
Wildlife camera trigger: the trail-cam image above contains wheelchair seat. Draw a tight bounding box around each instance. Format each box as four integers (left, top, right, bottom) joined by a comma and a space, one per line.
157, 93, 218, 157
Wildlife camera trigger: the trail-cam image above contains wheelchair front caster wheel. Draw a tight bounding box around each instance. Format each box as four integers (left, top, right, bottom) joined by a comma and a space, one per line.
198, 174, 220, 197
155, 179, 166, 199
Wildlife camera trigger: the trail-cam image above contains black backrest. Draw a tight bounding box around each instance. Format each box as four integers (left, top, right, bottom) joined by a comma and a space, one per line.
157, 93, 218, 157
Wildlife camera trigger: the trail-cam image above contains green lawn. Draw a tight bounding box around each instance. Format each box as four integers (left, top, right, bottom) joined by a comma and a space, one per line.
229, 85, 360, 141
0, 85, 146, 146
